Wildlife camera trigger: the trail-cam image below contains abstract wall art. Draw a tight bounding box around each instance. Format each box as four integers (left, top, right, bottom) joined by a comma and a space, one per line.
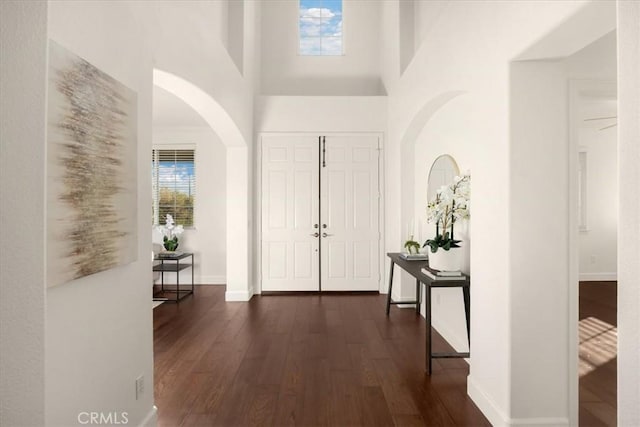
47, 41, 138, 288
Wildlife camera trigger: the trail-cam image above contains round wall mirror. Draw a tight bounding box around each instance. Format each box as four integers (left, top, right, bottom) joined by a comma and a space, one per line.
427, 154, 460, 201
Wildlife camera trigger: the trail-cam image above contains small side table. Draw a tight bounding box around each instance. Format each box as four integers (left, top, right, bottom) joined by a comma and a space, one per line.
153, 252, 194, 303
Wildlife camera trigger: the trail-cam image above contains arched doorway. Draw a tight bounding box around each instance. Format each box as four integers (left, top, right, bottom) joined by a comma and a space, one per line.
153, 69, 251, 301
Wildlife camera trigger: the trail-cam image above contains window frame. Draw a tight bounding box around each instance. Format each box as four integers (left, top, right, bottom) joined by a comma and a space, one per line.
152, 145, 197, 229
298, 0, 345, 56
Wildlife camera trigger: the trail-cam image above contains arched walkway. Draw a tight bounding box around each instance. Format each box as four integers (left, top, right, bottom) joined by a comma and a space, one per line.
153, 69, 251, 301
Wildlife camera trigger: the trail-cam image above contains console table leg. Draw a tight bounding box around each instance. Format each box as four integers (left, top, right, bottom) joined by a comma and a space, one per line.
176, 259, 180, 302
426, 284, 432, 374
386, 261, 395, 316
463, 286, 471, 346
415, 278, 421, 315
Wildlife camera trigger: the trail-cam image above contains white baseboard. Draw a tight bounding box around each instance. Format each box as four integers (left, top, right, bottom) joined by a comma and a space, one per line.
467, 376, 569, 427
199, 275, 226, 285
153, 274, 226, 285
579, 272, 617, 281
467, 376, 508, 426
225, 289, 253, 302
509, 417, 569, 426
431, 317, 469, 357
138, 406, 157, 427
390, 293, 418, 309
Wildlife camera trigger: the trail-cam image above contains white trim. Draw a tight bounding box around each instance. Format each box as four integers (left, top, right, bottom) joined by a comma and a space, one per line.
509, 418, 569, 426
568, 80, 581, 427
225, 289, 253, 302
138, 406, 157, 427
388, 293, 417, 309
378, 136, 386, 294
256, 132, 385, 294
198, 275, 226, 285
569, 79, 617, 427
467, 377, 569, 427
467, 375, 510, 427
432, 317, 470, 355
579, 272, 617, 281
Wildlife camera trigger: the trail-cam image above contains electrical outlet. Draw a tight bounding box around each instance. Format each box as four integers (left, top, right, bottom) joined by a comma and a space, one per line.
135, 375, 144, 400
590, 255, 597, 264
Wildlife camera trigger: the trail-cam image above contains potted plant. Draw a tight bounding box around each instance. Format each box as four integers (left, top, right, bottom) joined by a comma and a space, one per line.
424, 174, 470, 271
404, 235, 421, 254
156, 214, 184, 252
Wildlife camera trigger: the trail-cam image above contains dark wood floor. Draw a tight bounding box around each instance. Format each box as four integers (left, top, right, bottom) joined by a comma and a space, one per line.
154, 287, 489, 426
579, 281, 617, 427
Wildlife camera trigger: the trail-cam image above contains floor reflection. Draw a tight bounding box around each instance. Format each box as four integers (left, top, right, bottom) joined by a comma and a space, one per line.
579, 281, 617, 427
579, 316, 617, 377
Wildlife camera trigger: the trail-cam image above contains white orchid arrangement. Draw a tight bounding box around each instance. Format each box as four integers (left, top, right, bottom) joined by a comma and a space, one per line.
424, 174, 470, 253
156, 214, 184, 251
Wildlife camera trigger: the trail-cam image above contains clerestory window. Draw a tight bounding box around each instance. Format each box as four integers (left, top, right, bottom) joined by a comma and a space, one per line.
299, 0, 343, 56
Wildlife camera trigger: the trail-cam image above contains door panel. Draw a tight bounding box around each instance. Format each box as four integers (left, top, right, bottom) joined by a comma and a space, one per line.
321, 135, 380, 291
261, 135, 320, 291
261, 134, 380, 292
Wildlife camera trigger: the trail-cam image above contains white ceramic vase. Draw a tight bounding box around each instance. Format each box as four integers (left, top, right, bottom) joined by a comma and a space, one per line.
428, 247, 462, 272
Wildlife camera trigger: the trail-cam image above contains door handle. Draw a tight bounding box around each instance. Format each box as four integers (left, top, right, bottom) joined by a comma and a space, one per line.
310, 232, 320, 237
322, 232, 333, 237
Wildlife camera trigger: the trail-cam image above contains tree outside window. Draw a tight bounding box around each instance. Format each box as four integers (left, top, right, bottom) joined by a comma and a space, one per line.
152, 149, 195, 227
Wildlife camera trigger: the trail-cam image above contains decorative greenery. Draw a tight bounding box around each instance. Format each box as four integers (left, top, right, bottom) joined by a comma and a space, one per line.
424, 174, 470, 253
163, 235, 179, 251
424, 232, 460, 253
403, 236, 421, 254
156, 214, 184, 252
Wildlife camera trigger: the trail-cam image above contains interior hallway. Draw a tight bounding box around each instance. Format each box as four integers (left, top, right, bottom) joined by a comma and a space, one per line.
153, 287, 489, 426
579, 281, 617, 427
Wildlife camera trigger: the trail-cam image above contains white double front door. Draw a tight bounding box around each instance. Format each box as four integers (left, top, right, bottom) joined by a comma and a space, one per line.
261, 134, 380, 292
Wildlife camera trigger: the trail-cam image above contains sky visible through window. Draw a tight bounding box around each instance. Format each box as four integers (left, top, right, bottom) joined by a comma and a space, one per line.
299, 0, 343, 56
152, 149, 196, 226
157, 161, 195, 195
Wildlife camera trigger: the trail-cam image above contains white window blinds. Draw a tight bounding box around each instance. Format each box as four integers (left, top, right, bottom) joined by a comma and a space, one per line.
152, 149, 195, 227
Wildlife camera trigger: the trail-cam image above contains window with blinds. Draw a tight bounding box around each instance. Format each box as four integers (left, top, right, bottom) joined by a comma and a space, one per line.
152, 149, 196, 227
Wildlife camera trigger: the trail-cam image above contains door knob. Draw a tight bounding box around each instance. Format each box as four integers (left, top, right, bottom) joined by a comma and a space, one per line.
322, 232, 333, 237
310, 232, 320, 237
322, 224, 328, 229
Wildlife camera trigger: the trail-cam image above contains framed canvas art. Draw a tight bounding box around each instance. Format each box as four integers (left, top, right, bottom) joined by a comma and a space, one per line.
47, 41, 138, 287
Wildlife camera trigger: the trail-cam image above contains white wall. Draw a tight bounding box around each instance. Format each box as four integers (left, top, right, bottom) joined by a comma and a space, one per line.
510, 58, 572, 422
562, 32, 619, 281
153, 127, 227, 285
131, 0, 259, 301
0, 2, 47, 425
617, 2, 640, 425
256, 96, 387, 132
379, 1, 617, 425
411, 96, 474, 352
578, 99, 618, 281
44, 1, 156, 426
260, 0, 384, 95
509, 29, 617, 423
254, 96, 387, 293
134, 1, 254, 144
